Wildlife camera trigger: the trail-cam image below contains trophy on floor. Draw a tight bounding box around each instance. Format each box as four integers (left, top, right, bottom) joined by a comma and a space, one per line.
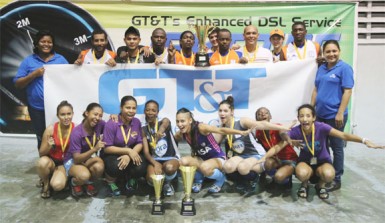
151, 174, 165, 215
179, 165, 197, 216
192, 25, 213, 67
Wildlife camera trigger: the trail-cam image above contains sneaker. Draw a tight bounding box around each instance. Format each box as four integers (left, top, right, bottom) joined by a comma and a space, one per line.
163, 182, 175, 196
326, 180, 341, 192
208, 184, 221, 193
191, 183, 202, 193
86, 184, 98, 196
245, 176, 259, 193
125, 178, 138, 193
71, 184, 84, 197
109, 183, 121, 196
235, 182, 246, 191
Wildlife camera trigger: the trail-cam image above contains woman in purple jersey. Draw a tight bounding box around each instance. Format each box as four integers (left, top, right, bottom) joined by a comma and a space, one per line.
283, 104, 383, 200
175, 108, 250, 193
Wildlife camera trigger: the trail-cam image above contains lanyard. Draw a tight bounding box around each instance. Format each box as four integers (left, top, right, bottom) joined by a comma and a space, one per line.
262, 130, 272, 148
120, 125, 131, 147
181, 51, 194, 65
243, 46, 258, 63
148, 119, 158, 149
58, 123, 73, 152
301, 123, 315, 156
92, 50, 106, 64
219, 51, 230, 64
226, 118, 235, 150
152, 47, 167, 61
85, 133, 96, 150
127, 50, 140, 64
293, 40, 307, 60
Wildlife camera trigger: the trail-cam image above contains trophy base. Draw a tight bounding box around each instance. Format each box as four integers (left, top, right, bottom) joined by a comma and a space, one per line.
152, 202, 165, 215
195, 53, 210, 67
180, 199, 196, 216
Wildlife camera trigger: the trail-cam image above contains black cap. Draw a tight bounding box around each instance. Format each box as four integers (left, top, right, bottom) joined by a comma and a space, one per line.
125, 26, 140, 37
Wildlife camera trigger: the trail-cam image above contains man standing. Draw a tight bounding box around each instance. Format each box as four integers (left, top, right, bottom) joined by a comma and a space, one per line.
281, 21, 321, 61
74, 29, 116, 66
209, 29, 241, 65
238, 25, 273, 64
269, 28, 285, 63
169, 31, 196, 66
150, 28, 171, 64
116, 26, 155, 64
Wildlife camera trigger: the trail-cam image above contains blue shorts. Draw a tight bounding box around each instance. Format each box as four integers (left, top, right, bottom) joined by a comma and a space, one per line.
237, 153, 263, 160
154, 156, 179, 162
64, 158, 74, 176
280, 159, 297, 168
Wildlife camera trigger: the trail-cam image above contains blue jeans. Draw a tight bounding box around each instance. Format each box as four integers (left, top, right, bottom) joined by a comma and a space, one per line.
28, 106, 46, 151
317, 115, 347, 182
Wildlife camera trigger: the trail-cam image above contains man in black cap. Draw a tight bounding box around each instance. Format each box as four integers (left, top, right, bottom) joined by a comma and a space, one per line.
116, 26, 155, 63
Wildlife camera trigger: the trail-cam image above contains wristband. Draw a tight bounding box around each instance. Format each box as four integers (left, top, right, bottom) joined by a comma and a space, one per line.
362, 138, 367, 144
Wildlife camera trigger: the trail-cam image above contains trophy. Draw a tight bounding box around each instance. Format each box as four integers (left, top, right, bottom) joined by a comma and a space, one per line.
179, 165, 197, 216
192, 25, 213, 67
151, 174, 165, 215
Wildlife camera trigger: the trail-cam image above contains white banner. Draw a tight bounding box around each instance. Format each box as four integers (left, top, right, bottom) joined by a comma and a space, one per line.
44, 61, 317, 128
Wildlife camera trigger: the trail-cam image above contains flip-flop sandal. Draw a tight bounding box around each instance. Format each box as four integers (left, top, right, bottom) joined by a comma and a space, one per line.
297, 185, 309, 198
316, 187, 329, 199
41, 183, 51, 199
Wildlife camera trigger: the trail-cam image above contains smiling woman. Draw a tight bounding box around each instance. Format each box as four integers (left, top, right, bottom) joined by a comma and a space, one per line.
102, 95, 148, 196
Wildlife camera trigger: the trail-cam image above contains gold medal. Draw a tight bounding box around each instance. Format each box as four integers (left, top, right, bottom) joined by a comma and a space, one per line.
227, 150, 233, 158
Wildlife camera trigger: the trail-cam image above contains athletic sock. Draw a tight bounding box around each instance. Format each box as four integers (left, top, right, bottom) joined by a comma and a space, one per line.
207, 169, 225, 187
194, 171, 204, 184
165, 172, 177, 182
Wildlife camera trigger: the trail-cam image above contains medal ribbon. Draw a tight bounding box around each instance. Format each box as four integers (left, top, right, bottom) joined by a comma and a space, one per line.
127, 50, 140, 64
262, 130, 272, 148
301, 123, 315, 156
243, 46, 258, 63
92, 50, 106, 64
120, 125, 131, 147
58, 123, 73, 152
85, 133, 96, 150
152, 47, 167, 61
294, 40, 307, 60
181, 51, 194, 65
226, 118, 235, 150
219, 51, 230, 64
147, 119, 158, 149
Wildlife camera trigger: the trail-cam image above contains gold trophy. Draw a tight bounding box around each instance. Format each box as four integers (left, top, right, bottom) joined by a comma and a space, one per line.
151, 174, 165, 215
192, 25, 213, 67
179, 165, 197, 216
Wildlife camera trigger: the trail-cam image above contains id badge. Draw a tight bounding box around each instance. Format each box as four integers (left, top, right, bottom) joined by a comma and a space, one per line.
227, 150, 233, 158
310, 157, 317, 165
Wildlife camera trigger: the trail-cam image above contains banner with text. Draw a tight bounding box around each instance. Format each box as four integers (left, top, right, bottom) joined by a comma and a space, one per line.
44, 61, 317, 128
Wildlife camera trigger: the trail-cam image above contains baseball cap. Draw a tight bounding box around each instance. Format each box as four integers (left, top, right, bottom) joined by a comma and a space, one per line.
125, 26, 140, 37
270, 28, 284, 38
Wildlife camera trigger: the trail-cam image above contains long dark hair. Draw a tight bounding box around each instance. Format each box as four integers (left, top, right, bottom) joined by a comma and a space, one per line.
82, 102, 103, 123
177, 108, 199, 156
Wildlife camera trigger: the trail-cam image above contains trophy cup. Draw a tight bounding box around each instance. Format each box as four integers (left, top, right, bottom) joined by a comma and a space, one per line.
151, 174, 165, 215
192, 25, 213, 67
179, 165, 197, 216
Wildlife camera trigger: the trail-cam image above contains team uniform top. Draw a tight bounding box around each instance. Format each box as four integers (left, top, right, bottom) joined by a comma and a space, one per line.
237, 46, 273, 63
64, 120, 105, 163
282, 40, 320, 61
142, 118, 180, 160
102, 116, 143, 156
152, 47, 169, 64
49, 122, 75, 164
209, 50, 241, 65
174, 51, 195, 66
224, 119, 266, 157
79, 49, 116, 64
13, 53, 68, 110
315, 60, 354, 119
183, 122, 226, 161
288, 121, 332, 164
255, 128, 298, 161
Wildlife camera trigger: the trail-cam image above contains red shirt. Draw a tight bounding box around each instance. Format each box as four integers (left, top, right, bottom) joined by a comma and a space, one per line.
255, 128, 298, 161
49, 122, 74, 163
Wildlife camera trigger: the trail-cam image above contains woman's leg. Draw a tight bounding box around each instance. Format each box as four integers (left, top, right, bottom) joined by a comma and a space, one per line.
315, 163, 335, 199
68, 164, 91, 197
36, 156, 55, 198
223, 156, 243, 174
50, 165, 67, 192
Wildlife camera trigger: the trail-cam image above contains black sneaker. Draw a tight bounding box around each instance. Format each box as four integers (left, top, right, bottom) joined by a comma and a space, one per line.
326, 180, 341, 192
